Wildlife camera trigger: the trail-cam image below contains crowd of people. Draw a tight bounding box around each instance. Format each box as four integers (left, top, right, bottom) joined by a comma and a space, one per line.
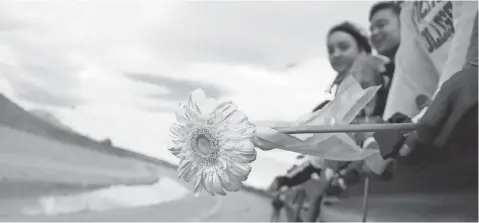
260, 1, 478, 222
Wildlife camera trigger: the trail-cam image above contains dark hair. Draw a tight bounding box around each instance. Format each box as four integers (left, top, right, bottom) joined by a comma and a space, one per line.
328, 21, 372, 54
369, 1, 402, 21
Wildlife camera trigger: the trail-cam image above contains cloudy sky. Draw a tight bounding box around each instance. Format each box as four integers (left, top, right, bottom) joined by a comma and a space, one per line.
0, 0, 376, 161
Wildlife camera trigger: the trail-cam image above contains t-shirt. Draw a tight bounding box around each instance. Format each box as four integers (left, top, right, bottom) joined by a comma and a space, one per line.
383, 1, 478, 120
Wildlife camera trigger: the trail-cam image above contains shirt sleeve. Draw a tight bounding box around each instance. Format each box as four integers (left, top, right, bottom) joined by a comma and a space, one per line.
382, 2, 440, 120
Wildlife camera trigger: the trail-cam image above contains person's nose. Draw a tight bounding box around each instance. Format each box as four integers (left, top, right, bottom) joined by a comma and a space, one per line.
330, 49, 342, 59
370, 26, 380, 38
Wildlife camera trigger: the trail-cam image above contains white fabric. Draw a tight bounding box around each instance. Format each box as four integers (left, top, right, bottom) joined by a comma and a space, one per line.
436, 1, 478, 93
362, 137, 377, 149
362, 137, 393, 175
309, 156, 325, 169
383, 1, 478, 120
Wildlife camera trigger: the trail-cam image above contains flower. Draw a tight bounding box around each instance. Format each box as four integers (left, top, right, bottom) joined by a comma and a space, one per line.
169, 89, 257, 196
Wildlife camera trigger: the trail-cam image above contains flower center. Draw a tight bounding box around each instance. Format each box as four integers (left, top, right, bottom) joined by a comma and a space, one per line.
195, 135, 211, 155
189, 126, 219, 163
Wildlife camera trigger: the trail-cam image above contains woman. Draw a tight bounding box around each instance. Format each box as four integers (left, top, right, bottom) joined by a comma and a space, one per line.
315, 21, 383, 180
274, 20, 382, 190
326, 21, 373, 95
301, 22, 389, 222
265, 21, 386, 222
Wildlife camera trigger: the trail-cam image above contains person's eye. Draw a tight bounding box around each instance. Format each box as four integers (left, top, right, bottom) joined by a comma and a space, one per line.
377, 21, 388, 29
338, 43, 350, 51
328, 46, 335, 55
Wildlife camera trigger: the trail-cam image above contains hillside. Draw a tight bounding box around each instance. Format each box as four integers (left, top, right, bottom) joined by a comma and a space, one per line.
29, 109, 74, 132
0, 94, 164, 165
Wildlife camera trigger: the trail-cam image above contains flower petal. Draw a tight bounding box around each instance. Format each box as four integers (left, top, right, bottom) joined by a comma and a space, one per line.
183, 163, 199, 182
221, 177, 241, 192
219, 123, 255, 140
193, 175, 204, 196
169, 123, 187, 139
177, 160, 193, 179
203, 171, 216, 196
175, 102, 188, 123
223, 176, 243, 192
223, 111, 248, 126
183, 104, 202, 123
213, 101, 237, 123
190, 89, 207, 103
168, 146, 183, 156
212, 172, 226, 196
223, 144, 256, 163
190, 89, 223, 116
229, 162, 251, 181
188, 89, 203, 113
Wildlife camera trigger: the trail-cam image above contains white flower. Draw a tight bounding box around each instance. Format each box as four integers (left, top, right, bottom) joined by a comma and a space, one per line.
169, 89, 257, 196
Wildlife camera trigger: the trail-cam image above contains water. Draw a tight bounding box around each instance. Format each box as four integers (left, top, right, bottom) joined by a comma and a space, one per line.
21, 177, 188, 216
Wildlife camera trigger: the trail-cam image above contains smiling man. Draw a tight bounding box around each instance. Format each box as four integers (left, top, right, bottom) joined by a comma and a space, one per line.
360, 1, 402, 119
369, 1, 402, 60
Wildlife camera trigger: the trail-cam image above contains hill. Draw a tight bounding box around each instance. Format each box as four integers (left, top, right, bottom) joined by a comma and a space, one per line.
0, 94, 164, 165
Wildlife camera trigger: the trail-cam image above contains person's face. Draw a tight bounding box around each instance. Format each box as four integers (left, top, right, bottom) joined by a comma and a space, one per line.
328, 31, 362, 74
370, 8, 401, 54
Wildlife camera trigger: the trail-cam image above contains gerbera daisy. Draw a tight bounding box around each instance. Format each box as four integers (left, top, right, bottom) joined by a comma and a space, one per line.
169, 89, 257, 196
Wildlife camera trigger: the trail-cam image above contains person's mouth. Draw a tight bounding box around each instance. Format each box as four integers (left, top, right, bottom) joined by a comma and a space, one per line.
372, 36, 385, 47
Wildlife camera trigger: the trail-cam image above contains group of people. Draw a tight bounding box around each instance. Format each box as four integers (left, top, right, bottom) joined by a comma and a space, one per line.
261, 1, 478, 222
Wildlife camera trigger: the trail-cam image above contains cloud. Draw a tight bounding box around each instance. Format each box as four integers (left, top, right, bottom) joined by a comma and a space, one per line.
144, 1, 376, 69
0, 1, 377, 164
125, 73, 227, 101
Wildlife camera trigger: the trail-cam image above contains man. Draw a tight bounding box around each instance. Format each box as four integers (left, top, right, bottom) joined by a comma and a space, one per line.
336, 1, 404, 179
347, 1, 402, 119
370, 1, 401, 61
362, 0, 478, 172
367, 1, 403, 117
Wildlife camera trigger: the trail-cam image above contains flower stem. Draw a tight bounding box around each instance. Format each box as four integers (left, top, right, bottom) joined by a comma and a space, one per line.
273, 123, 419, 134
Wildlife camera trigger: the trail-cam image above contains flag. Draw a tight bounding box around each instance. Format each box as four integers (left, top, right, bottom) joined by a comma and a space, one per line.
254, 75, 381, 161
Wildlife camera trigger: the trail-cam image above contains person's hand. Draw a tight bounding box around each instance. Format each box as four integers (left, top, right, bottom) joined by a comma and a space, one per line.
350, 116, 385, 146
360, 136, 395, 176
349, 53, 390, 89
324, 168, 335, 181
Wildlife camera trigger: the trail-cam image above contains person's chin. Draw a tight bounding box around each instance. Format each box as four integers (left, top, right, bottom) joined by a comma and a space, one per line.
334, 66, 349, 75
373, 42, 388, 52
376, 44, 395, 56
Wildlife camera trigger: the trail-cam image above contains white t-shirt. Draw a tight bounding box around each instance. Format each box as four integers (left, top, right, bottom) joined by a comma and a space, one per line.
383, 1, 478, 120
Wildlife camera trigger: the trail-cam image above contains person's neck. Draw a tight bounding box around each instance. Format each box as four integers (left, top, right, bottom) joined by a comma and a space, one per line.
381, 44, 400, 61
334, 70, 349, 84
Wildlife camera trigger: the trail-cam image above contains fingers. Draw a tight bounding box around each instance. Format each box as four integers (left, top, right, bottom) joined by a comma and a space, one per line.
338, 178, 347, 189
399, 143, 413, 156
324, 168, 335, 181
399, 131, 418, 156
